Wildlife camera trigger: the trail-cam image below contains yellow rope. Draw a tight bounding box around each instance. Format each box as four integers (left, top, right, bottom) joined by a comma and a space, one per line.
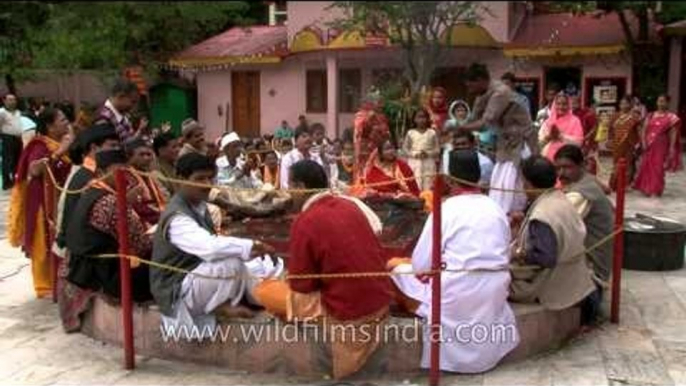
90, 228, 622, 282
44, 165, 115, 194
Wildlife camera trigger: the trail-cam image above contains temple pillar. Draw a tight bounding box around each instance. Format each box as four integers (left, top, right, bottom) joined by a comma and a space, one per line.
326, 54, 339, 139
668, 37, 682, 111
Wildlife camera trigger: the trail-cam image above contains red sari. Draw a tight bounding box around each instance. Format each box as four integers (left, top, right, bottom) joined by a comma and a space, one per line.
633, 112, 682, 196
364, 158, 421, 197
7, 136, 71, 297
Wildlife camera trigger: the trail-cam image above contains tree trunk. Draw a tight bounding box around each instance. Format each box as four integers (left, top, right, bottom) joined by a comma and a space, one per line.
5, 73, 16, 95
636, 7, 649, 42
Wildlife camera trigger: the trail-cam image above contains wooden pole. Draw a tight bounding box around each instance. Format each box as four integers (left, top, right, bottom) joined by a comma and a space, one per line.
429, 172, 443, 386
115, 168, 135, 369
610, 158, 627, 324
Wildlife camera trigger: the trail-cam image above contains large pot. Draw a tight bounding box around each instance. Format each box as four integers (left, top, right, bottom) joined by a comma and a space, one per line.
623, 214, 686, 271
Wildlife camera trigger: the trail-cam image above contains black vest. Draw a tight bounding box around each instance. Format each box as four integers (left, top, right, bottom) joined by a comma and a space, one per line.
66, 187, 119, 294
57, 167, 94, 248
65, 186, 152, 301
150, 194, 211, 316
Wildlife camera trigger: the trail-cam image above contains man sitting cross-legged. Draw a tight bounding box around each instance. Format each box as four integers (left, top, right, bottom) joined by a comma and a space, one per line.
66, 149, 153, 302
509, 156, 596, 316
253, 159, 390, 379
150, 153, 282, 335
388, 149, 519, 373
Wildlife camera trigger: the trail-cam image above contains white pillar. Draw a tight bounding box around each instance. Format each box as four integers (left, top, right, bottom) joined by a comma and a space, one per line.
326, 54, 339, 139
668, 37, 683, 111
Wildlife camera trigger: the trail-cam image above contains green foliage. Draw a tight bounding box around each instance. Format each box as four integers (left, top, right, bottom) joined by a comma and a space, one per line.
329, 2, 484, 96
0, 1, 265, 82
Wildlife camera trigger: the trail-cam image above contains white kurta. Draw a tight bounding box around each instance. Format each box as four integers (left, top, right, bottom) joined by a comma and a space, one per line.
392, 194, 520, 373
160, 204, 284, 337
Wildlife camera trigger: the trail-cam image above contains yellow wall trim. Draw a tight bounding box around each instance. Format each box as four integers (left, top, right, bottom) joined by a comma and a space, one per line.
504, 45, 625, 57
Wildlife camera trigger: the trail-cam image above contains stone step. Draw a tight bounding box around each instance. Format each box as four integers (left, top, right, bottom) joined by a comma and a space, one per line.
82, 296, 581, 377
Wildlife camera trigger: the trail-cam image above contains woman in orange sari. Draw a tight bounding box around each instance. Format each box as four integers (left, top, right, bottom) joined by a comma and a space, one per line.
608, 96, 642, 191
364, 140, 421, 197
633, 94, 682, 197
8, 107, 73, 298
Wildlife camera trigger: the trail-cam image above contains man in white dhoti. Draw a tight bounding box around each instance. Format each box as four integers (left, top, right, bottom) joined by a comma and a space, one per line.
388, 149, 519, 373
460, 64, 539, 214
150, 153, 282, 336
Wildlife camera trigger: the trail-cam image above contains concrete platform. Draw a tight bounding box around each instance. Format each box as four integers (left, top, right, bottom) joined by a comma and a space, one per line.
81, 296, 581, 377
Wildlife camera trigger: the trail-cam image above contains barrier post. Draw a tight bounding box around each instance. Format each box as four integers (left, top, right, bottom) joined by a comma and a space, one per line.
115, 168, 135, 369
44, 174, 57, 303
429, 173, 443, 386
610, 158, 627, 324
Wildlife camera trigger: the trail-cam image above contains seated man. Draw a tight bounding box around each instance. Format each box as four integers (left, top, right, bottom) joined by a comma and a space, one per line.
150, 153, 280, 334
555, 144, 614, 324
509, 156, 596, 317
124, 137, 166, 226
389, 150, 519, 373
54, 124, 120, 332
66, 149, 153, 302
153, 132, 181, 198
178, 119, 207, 157
254, 160, 389, 379
215, 132, 262, 189
279, 127, 323, 190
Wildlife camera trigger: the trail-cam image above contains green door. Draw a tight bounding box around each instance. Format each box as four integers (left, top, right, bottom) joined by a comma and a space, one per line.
150, 84, 196, 137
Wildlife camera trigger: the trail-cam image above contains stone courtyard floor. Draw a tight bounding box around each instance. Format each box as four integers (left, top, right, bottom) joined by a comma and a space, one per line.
1, 158, 685, 386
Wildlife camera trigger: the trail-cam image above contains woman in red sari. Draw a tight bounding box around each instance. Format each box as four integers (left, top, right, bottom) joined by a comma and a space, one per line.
425, 86, 449, 134
364, 140, 421, 197
633, 94, 682, 197
8, 107, 73, 298
608, 96, 642, 191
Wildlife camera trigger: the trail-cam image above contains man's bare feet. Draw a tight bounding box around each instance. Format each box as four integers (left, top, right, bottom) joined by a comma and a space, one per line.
215, 304, 257, 322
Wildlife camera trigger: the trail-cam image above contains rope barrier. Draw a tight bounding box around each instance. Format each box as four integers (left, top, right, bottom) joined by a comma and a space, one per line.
46, 162, 553, 196
89, 228, 622, 282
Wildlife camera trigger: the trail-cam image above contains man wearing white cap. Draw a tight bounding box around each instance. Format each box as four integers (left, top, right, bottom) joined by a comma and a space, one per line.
215, 132, 262, 189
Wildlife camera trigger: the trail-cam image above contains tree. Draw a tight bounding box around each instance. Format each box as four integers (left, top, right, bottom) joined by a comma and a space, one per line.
0, 2, 51, 93
329, 1, 487, 102
552, 1, 686, 105
0, 2, 265, 91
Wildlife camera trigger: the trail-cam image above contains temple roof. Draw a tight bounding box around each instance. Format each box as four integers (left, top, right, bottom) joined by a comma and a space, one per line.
169, 26, 288, 69
504, 12, 659, 57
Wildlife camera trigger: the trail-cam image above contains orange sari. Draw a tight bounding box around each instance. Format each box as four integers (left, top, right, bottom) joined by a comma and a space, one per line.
8, 136, 71, 297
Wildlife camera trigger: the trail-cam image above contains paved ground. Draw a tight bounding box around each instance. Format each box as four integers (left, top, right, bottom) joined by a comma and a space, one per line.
1, 159, 686, 386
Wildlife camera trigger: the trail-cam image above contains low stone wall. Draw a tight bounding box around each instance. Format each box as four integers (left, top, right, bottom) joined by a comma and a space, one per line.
81, 296, 580, 377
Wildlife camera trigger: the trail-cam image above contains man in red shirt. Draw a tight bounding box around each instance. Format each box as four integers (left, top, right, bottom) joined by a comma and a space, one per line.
254, 159, 391, 379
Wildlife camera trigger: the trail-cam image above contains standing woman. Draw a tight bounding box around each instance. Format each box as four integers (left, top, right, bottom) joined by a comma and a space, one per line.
7, 107, 73, 298
538, 94, 584, 161
608, 96, 642, 190
403, 108, 440, 191
633, 94, 682, 197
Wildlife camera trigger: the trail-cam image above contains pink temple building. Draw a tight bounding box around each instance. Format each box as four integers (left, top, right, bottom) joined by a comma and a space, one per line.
170, 1, 651, 141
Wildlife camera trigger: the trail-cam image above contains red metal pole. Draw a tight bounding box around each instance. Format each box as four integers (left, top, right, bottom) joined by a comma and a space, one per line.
115, 168, 135, 369
610, 159, 627, 324
44, 174, 57, 303
429, 173, 443, 386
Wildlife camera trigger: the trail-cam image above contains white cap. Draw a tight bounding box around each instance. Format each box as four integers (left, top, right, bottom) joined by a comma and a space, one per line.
220, 132, 241, 150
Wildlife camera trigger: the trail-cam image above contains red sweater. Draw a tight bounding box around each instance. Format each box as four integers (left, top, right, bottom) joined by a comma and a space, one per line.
288, 195, 391, 320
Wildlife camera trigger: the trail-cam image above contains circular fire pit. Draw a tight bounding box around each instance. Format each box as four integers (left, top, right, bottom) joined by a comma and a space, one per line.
624, 214, 686, 271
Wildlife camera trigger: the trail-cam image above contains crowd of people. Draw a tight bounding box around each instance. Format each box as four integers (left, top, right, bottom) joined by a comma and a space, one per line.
0, 63, 683, 379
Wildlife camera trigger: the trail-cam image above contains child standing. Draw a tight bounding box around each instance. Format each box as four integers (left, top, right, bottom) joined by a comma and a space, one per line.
403, 108, 440, 191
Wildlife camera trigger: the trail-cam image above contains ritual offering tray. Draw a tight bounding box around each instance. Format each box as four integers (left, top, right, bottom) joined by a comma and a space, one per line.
624, 214, 686, 271
224, 196, 428, 259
